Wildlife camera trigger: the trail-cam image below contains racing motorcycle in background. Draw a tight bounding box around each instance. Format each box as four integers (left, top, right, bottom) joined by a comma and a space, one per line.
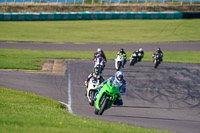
115, 54, 124, 71
153, 53, 162, 69
94, 80, 120, 115
87, 77, 101, 106
129, 52, 142, 66
94, 56, 105, 72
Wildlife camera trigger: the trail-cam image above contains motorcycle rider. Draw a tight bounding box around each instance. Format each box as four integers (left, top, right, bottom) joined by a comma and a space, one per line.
116, 48, 127, 68
152, 47, 163, 62
137, 48, 144, 62
84, 67, 104, 95
131, 48, 144, 62
94, 48, 107, 66
95, 71, 126, 105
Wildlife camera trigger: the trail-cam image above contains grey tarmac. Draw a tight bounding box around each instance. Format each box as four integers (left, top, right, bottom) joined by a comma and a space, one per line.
0, 41, 200, 51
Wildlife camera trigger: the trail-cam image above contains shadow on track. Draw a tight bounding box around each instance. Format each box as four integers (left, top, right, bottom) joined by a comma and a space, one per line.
107, 114, 200, 123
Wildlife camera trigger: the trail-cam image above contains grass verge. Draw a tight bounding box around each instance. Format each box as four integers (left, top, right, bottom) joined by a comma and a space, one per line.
0, 49, 199, 70
0, 20, 200, 43
0, 87, 171, 133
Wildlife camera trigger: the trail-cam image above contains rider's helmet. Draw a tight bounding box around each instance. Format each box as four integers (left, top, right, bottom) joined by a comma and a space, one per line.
115, 71, 124, 83
97, 48, 102, 52
139, 48, 143, 52
156, 47, 161, 52
120, 48, 124, 53
93, 67, 100, 78
96, 48, 102, 57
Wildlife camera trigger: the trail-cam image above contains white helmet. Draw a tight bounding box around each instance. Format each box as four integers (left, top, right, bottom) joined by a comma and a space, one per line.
115, 71, 124, 83
157, 47, 161, 51
97, 48, 102, 52
139, 48, 143, 52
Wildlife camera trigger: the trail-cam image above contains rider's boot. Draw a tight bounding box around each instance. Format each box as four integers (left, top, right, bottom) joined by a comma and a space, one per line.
122, 60, 126, 68
114, 99, 123, 105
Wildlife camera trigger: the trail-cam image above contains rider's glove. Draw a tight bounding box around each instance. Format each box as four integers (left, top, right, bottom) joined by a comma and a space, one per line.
97, 83, 104, 91
99, 83, 104, 88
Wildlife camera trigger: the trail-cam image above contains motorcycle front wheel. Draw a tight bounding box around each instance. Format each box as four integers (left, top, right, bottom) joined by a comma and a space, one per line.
89, 91, 95, 106
130, 58, 136, 66
117, 61, 122, 71
98, 97, 109, 115
154, 60, 160, 69
94, 107, 99, 115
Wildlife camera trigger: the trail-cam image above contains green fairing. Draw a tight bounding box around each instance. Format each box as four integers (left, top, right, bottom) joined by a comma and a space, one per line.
95, 80, 120, 110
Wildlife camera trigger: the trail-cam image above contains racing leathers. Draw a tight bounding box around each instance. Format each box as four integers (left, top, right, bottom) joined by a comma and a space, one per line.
84, 72, 104, 96
152, 50, 163, 62
84, 73, 104, 88
94, 50, 107, 67
96, 76, 126, 105
132, 50, 144, 62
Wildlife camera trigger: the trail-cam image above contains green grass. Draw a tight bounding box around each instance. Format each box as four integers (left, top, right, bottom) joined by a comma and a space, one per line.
0, 19, 200, 43
0, 49, 199, 70
0, 87, 171, 133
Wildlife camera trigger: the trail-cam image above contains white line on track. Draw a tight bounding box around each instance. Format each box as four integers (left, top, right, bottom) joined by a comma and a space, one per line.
59, 61, 73, 115
67, 61, 73, 114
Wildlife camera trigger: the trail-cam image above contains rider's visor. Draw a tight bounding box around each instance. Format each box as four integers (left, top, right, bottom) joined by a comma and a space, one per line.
117, 75, 123, 81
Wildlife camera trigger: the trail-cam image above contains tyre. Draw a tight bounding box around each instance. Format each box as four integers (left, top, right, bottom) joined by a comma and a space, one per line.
89, 91, 95, 106
130, 59, 133, 66
130, 58, 136, 66
94, 107, 99, 115
154, 60, 160, 69
98, 97, 108, 115
117, 61, 122, 71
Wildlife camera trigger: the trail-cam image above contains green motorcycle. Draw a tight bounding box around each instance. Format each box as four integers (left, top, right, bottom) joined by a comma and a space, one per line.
94, 80, 120, 115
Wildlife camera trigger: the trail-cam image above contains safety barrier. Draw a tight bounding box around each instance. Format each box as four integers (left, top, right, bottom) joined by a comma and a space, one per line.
0, 12, 183, 21
183, 12, 200, 18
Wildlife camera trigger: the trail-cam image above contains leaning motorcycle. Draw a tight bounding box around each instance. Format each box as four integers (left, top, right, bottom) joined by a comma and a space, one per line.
129, 53, 137, 66
115, 55, 124, 71
94, 80, 120, 115
87, 77, 100, 106
130, 53, 142, 66
153, 53, 162, 69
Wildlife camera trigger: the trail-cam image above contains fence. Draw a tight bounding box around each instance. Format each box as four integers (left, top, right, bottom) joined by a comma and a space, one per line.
0, 12, 183, 21
0, 0, 200, 5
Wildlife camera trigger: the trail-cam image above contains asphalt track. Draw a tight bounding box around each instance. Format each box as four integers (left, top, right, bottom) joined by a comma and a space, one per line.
0, 42, 200, 133
1, 41, 200, 51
